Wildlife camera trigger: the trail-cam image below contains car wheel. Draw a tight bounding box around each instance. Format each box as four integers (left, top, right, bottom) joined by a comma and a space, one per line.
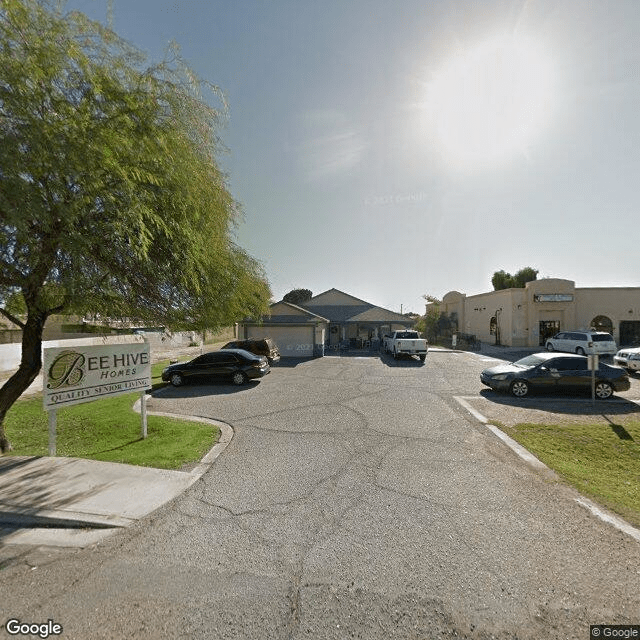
594, 381, 613, 399
576, 347, 585, 355
170, 373, 184, 387
546, 343, 554, 351
419, 354, 426, 362
393, 348, 398, 360
510, 379, 529, 398
231, 371, 247, 385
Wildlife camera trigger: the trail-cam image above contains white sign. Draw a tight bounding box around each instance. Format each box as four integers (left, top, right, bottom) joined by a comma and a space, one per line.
43, 343, 151, 409
534, 294, 574, 302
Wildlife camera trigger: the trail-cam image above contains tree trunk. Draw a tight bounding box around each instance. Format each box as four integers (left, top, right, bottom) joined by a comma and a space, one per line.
0, 311, 47, 453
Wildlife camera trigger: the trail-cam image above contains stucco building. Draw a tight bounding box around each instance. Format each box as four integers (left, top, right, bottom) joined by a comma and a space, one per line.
430, 279, 640, 348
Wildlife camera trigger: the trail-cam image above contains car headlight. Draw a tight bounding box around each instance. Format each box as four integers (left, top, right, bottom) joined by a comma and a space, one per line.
491, 374, 509, 381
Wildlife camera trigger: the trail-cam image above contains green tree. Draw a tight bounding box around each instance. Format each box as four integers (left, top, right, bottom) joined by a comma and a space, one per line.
491, 267, 538, 290
0, 0, 271, 451
513, 267, 539, 288
282, 289, 313, 305
421, 294, 441, 341
491, 270, 514, 290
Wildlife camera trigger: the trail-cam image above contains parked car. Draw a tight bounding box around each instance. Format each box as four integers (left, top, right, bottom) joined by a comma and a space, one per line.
480, 352, 630, 399
614, 346, 640, 373
162, 349, 270, 387
544, 331, 617, 355
383, 330, 428, 361
221, 338, 281, 364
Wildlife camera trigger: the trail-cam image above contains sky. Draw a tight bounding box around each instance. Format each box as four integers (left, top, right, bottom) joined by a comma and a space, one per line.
63, 0, 640, 314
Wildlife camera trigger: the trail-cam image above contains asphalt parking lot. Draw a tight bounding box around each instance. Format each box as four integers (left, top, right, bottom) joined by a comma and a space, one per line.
2, 347, 639, 640
462, 349, 640, 428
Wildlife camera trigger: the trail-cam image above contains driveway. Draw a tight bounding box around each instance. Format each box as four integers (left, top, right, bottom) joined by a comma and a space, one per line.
1, 352, 639, 639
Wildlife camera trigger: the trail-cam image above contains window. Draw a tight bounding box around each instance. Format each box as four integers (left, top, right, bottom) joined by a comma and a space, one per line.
591, 333, 614, 342
215, 353, 238, 364
551, 357, 586, 371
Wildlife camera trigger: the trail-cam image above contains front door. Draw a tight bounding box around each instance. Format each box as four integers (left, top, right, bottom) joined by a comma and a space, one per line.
620, 321, 640, 347
539, 320, 560, 346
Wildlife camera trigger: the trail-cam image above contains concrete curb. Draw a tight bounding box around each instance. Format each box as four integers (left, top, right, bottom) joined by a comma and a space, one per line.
132, 396, 235, 486
453, 394, 640, 544
0, 401, 234, 547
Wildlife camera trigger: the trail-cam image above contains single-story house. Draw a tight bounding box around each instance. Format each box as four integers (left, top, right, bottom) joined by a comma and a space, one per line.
239, 288, 414, 357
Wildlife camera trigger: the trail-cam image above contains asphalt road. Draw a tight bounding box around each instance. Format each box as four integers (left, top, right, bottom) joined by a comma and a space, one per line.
2, 350, 639, 639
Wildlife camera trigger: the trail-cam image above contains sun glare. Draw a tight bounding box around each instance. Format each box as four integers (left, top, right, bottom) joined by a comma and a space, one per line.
425, 34, 554, 168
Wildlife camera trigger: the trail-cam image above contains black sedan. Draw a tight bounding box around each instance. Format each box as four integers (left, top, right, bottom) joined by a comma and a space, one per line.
162, 349, 270, 387
480, 352, 630, 399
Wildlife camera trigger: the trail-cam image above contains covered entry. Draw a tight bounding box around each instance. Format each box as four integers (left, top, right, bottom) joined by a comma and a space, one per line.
539, 320, 560, 346
620, 321, 640, 346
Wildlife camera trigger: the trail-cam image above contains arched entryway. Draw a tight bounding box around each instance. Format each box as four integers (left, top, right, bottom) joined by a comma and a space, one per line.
590, 315, 613, 334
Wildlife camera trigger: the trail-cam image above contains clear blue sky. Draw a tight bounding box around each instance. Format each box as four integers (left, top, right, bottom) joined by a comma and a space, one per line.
65, 0, 640, 314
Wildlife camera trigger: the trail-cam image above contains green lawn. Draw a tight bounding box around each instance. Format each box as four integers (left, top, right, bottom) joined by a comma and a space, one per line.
499, 421, 640, 528
3, 358, 219, 470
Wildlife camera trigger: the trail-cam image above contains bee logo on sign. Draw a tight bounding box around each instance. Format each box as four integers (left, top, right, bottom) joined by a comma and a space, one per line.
42, 342, 153, 455
43, 343, 151, 410
47, 351, 86, 389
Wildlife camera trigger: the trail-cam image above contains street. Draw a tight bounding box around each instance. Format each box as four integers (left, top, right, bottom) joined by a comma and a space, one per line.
2, 350, 639, 639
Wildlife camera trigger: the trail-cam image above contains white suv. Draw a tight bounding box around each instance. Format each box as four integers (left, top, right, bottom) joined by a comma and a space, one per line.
545, 331, 617, 355
614, 347, 640, 373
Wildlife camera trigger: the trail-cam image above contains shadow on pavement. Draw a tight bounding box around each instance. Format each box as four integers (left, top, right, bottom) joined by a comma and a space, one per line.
152, 380, 262, 399
0, 457, 117, 540
272, 357, 316, 368
479, 388, 640, 416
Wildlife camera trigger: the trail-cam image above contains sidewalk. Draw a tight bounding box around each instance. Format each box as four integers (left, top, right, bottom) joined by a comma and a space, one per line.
0, 341, 232, 550
0, 418, 232, 549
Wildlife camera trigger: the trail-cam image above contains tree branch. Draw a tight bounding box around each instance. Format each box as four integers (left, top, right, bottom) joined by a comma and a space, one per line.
0, 307, 25, 329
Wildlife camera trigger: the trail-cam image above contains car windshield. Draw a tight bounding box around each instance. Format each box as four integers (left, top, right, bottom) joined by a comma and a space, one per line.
512, 355, 546, 368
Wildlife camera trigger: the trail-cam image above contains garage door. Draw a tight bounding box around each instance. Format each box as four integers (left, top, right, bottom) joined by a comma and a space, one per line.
246, 326, 314, 357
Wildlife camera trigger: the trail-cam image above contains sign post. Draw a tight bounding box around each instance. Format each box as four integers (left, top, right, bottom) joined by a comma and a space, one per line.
48, 409, 57, 457
140, 389, 148, 439
43, 343, 152, 455
587, 350, 599, 405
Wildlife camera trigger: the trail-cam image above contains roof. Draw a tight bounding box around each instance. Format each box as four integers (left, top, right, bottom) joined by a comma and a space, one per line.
300, 289, 412, 324
243, 301, 329, 325
242, 289, 412, 326
301, 304, 410, 324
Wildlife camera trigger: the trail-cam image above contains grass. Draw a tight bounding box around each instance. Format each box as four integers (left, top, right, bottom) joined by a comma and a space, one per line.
3, 358, 219, 470
499, 420, 640, 527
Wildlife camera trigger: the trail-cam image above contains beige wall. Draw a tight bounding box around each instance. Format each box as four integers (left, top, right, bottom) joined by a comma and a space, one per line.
575, 288, 640, 335
431, 279, 640, 347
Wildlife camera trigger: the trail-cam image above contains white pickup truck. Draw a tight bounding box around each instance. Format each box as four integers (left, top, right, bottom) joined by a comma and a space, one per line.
384, 330, 428, 361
